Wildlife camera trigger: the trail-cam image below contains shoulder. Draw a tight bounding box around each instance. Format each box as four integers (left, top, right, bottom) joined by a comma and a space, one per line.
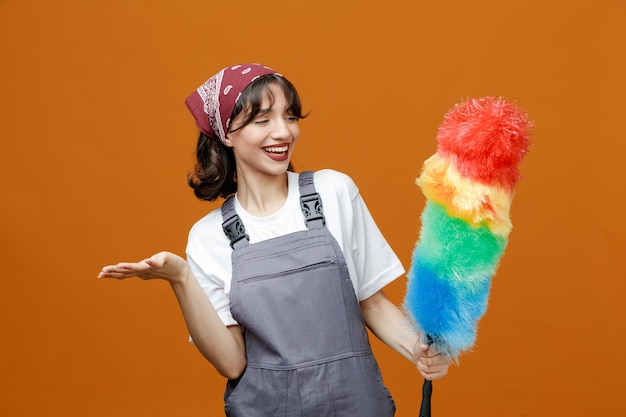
312, 169, 359, 201
187, 205, 230, 250
189, 205, 223, 234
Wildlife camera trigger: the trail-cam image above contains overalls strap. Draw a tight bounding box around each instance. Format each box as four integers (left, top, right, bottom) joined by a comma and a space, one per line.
221, 196, 249, 249
298, 171, 325, 229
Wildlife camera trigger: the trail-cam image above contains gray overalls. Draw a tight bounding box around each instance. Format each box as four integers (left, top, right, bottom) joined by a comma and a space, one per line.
220, 171, 396, 416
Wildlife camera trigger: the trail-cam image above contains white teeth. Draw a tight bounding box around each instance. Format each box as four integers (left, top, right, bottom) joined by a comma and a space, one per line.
264, 146, 288, 153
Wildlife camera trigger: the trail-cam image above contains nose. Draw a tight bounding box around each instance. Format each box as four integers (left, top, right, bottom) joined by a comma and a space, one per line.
270, 117, 291, 140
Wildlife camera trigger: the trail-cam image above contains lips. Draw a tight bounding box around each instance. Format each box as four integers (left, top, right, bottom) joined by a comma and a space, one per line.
263, 144, 290, 161
263, 145, 289, 154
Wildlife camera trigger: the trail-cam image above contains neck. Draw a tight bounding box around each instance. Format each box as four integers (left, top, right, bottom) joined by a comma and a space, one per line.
235, 171, 289, 217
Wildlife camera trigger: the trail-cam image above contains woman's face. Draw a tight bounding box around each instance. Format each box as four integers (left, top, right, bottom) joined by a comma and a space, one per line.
225, 84, 300, 179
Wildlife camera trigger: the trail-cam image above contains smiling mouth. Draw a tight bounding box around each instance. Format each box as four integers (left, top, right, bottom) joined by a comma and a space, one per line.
263, 145, 288, 154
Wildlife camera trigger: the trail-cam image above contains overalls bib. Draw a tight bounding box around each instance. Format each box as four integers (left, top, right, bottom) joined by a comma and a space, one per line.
220, 171, 395, 416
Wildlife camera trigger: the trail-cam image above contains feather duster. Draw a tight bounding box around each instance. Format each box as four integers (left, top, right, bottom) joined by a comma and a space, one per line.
404, 96, 533, 360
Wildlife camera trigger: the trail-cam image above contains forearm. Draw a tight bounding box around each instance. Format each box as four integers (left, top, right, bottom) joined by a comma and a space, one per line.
360, 290, 418, 364
170, 270, 246, 379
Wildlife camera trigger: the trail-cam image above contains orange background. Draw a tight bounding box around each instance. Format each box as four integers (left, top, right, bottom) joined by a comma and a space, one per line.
1, 0, 625, 416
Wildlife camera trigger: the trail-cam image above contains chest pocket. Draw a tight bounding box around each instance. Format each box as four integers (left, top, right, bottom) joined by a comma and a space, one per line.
230, 230, 356, 369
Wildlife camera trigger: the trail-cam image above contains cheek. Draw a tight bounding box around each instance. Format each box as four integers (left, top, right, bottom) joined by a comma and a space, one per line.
291, 125, 301, 140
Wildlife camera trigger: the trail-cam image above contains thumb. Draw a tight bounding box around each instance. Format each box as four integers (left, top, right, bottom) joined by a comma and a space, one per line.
146, 251, 172, 267
144, 255, 162, 268
419, 335, 430, 351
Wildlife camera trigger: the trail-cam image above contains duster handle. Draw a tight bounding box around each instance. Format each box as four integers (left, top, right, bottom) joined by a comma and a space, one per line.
419, 379, 433, 417
418, 333, 434, 417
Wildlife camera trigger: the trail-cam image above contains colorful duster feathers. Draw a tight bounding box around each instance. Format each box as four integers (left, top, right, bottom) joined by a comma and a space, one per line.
404, 97, 532, 360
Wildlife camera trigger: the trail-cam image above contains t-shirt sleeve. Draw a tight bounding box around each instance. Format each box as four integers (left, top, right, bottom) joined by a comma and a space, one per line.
348, 187, 405, 300
186, 216, 238, 327
186, 253, 238, 327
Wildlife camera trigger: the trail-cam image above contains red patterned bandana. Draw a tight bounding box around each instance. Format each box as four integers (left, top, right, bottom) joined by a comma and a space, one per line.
185, 64, 279, 143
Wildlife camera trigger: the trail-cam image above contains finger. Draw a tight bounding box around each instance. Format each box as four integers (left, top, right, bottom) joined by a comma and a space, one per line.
100, 265, 127, 274
417, 363, 437, 380
113, 262, 154, 276
418, 362, 449, 380
115, 261, 150, 270
425, 355, 451, 369
99, 268, 134, 278
418, 341, 430, 351
418, 354, 449, 369
426, 344, 442, 355
99, 262, 148, 277
99, 266, 120, 276
97, 271, 135, 279
421, 346, 446, 360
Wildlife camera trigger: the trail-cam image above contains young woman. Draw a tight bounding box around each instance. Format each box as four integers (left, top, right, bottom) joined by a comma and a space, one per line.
99, 64, 450, 416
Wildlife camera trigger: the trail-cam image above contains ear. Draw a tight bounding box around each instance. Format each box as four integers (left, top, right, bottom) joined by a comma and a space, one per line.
223, 135, 234, 148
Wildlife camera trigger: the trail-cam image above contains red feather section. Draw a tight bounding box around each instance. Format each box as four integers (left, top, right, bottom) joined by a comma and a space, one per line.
436, 97, 533, 191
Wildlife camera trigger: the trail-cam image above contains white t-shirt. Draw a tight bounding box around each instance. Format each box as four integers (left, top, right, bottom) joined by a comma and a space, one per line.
186, 169, 405, 326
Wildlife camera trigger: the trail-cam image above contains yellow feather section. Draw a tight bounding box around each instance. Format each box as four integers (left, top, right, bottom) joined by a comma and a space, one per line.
416, 154, 514, 236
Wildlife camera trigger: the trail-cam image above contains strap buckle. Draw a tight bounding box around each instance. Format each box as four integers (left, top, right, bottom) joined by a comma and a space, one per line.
222, 215, 249, 249
300, 193, 325, 225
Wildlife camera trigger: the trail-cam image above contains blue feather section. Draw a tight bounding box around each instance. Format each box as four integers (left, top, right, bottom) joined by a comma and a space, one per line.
405, 254, 492, 359
404, 202, 505, 359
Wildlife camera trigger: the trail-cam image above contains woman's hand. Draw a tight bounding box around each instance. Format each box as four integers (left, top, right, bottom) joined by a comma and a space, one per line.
413, 338, 451, 381
98, 251, 189, 284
